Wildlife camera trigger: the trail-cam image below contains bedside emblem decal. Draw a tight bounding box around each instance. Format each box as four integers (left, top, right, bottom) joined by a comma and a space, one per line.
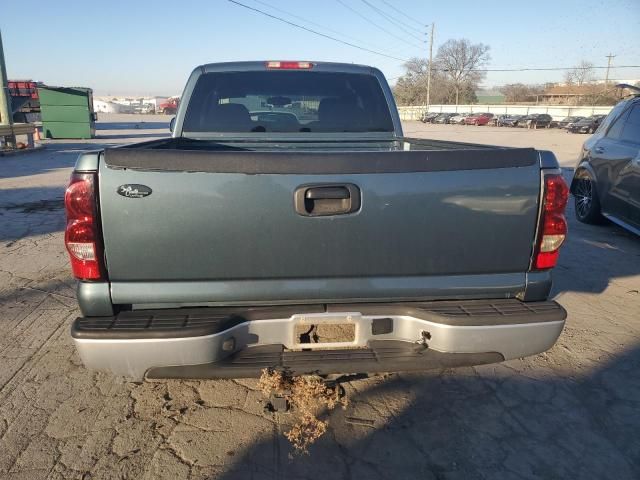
117, 184, 152, 198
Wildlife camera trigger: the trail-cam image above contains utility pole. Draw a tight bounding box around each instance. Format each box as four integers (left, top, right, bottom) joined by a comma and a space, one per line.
426, 22, 434, 112
604, 53, 616, 92
0, 28, 16, 149
0, 28, 13, 128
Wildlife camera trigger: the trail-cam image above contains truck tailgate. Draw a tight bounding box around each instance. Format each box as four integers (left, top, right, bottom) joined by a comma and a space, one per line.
99, 146, 541, 305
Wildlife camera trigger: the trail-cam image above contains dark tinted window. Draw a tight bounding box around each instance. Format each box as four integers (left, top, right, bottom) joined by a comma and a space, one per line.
598, 102, 627, 132
620, 104, 640, 144
182, 71, 394, 134
606, 109, 628, 140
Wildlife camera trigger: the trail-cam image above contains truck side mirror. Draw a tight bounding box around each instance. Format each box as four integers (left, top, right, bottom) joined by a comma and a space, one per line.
169, 117, 176, 133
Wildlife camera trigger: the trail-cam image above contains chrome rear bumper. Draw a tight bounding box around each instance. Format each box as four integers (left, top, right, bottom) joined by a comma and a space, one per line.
71, 300, 566, 380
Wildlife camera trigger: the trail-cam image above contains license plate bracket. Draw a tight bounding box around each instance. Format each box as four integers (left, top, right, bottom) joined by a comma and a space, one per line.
290, 312, 363, 350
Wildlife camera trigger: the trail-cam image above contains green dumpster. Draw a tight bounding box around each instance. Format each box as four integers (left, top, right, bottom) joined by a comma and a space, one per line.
38, 86, 96, 139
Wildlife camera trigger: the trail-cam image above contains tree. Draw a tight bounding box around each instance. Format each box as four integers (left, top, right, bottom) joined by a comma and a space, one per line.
392, 57, 454, 106
501, 83, 546, 103
435, 39, 490, 104
392, 41, 490, 106
564, 61, 595, 86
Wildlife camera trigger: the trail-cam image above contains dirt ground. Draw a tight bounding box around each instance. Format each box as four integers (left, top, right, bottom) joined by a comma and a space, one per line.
1, 115, 639, 479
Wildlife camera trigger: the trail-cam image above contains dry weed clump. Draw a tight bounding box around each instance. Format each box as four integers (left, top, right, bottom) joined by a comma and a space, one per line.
258, 369, 348, 453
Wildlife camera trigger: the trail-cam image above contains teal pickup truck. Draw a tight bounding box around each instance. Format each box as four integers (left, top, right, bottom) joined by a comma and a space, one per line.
65, 61, 568, 380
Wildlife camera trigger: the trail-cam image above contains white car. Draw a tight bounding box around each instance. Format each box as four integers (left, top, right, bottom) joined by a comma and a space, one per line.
448, 113, 471, 124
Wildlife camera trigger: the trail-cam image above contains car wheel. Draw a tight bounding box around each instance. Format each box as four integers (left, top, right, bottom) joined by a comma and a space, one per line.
573, 171, 605, 224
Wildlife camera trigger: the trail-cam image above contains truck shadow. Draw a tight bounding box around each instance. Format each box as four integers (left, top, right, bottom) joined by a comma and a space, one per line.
215, 345, 640, 480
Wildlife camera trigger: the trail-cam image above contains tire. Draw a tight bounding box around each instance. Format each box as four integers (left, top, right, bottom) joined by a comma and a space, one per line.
573, 171, 605, 224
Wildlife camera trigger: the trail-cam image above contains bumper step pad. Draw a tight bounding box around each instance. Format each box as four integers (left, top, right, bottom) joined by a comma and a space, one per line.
145, 341, 504, 379
72, 299, 567, 340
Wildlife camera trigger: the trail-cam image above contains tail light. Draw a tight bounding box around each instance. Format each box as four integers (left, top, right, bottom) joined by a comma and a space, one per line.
533, 173, 569, 270
64, 172, 105, 280
265, 61, 313, 70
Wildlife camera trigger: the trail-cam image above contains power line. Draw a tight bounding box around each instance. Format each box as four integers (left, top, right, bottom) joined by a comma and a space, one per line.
250, 0, 397, 54
335, 0, 424, 49
224, 5, 640, 77
466, 64, 640, 72
227, 0, 408, 61
379, 0, 426, 28
359, 0, 425, 39
390, 65, 640, 81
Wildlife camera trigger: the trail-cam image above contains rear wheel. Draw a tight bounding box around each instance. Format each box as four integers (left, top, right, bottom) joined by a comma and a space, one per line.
574, 171, 605, 224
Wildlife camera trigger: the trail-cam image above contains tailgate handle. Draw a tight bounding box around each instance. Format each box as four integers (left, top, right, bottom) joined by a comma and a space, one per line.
305, 186, 350, 200
295, 184, 360, 216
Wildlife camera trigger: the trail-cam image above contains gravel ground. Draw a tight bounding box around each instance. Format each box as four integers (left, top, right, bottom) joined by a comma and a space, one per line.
403, 121, 586, 168
0, 115, 639, 479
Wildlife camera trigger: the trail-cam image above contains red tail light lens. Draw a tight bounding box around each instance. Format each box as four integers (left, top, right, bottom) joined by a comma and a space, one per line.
64, 173, 104, 280
265, 61, 313, 70
533, 173, 569, 270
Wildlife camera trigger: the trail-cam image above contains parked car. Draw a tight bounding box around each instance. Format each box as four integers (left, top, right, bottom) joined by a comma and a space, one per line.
65, 60, 568, 380
448, 113, 471, 125
567, 115, 606, 134
420, 112, 439, 123
518, 114, 553, 129
464, 112, 494, 126
556, 116, 584, 129
434, 113, 456, 124
134, 103, 156, 114
493, 114, 508, 126
500, 114, 525, 127
571, 88, 640, 234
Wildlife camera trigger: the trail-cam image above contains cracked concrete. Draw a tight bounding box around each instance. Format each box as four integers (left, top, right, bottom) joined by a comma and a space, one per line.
0, 116, 639, 479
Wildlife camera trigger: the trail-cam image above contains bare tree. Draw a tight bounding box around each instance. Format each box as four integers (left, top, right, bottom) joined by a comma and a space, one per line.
393, 57, 454, 106
564, 61, 595, 86
501, 83, 546, 103
435, 39, 490, 104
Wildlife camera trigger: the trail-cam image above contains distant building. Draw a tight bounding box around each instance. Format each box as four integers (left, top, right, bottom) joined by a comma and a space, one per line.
475, 89, 505, 104
539, 84, 627, 105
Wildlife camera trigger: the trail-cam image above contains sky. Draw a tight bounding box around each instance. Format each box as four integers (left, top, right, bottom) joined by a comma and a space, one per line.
2, 0, 640, 96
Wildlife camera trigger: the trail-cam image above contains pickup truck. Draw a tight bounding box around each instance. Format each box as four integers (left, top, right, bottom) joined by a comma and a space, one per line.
65, 61, 568, 380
